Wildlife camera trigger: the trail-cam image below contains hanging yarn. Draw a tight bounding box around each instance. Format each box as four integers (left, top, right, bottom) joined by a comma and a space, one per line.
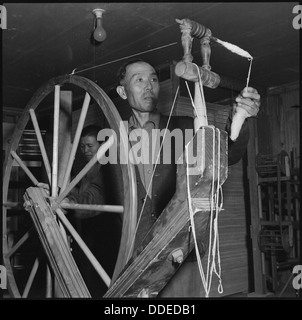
185, 126, 224, 297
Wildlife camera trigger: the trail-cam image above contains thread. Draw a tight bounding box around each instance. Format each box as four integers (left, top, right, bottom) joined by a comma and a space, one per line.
245, 57, 253, 90
70, 42, 177, 75
125, 85, 180, 263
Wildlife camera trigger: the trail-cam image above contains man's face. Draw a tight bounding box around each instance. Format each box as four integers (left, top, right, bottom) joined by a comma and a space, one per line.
120, 62, 160, 113
80, 135, 100, 162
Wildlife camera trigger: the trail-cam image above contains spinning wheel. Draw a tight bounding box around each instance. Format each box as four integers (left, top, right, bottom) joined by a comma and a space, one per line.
2, 75, 137, 298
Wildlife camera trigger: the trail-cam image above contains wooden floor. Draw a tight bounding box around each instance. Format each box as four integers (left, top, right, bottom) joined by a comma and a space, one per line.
229, 285, 300, 299
2, 282, 300, 299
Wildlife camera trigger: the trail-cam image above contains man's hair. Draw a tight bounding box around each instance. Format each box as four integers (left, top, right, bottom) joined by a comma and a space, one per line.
116, 58, 147, 86
81, 125, 102, 138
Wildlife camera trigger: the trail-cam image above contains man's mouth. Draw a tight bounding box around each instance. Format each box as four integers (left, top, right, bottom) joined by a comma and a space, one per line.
144, 95, 154, 101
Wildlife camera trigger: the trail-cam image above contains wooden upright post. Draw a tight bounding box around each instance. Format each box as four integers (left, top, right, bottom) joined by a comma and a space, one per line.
58, 91, 73, 189
246, 117, 266, 294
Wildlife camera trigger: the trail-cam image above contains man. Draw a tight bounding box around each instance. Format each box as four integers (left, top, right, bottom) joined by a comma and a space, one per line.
68, 125, 105, 218
116, 59, 260, 253
67, 125, 122, 297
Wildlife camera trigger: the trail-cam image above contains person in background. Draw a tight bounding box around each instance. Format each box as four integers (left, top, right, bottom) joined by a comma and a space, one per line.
67, 124, 122, 297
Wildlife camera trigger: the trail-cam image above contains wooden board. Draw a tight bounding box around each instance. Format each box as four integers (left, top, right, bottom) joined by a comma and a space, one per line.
24, 187, 91, 298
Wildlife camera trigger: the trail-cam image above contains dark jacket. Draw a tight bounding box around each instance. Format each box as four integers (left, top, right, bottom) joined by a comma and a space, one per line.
68, 162, 105, 219
134, 112, 249, 248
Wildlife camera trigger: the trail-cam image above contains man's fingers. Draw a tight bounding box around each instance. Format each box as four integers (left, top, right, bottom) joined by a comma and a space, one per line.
242, 92, 261, 102
37, 182, 50, 189
236, 103, 259, 117
235, 86, 261, 117
235, 97, 260, 117
241, 87, 260, 101
236, 97, 260, 108
37, 182, 52, 196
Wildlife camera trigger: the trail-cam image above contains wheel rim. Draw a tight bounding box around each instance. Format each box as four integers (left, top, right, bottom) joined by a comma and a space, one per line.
3, 74, 137, 297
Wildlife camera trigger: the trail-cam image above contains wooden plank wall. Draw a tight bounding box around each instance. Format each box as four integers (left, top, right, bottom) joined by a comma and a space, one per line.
258, 82, 300, 169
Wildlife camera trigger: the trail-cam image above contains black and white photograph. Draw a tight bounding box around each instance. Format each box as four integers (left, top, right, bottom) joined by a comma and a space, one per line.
1, 2, 300, 302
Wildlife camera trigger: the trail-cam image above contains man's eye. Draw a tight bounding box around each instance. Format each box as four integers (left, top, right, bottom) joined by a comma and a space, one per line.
151, 77, 158, 82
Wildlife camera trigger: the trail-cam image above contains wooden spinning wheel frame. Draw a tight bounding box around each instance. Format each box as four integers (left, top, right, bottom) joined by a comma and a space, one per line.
2, 75, 137, 298
3, 18, 233, 298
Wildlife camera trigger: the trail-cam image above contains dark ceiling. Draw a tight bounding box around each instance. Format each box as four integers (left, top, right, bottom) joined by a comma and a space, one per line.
2, 2, 300, 110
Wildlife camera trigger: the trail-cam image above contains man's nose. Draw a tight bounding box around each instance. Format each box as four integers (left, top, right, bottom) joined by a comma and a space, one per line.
145, 80, 153, 91
84, 146, 90, 153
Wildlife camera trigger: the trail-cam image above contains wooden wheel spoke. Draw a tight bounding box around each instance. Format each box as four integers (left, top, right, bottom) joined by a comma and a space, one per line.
3, 201, 24, 209
60, 92, 91, 193
57, 90, 73, 190
29, 108, 52, 184
22, 257, 39, 298
50, 86, 71, 255
56, 208, 111, 287
51, 85, 61, 197
60, 202, 124, 213
10, 151, 39, 185
6, 229, 32, 258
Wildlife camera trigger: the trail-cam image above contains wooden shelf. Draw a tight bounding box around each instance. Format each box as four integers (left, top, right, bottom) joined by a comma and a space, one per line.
258, 176, 290, 183
12, 160, 42, 167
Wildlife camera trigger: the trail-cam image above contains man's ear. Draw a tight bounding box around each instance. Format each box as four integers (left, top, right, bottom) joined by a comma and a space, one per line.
116, 85, 127, 100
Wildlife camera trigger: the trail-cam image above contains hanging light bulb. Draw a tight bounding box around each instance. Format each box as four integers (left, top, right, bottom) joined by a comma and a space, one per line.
93, 8, 107, 42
